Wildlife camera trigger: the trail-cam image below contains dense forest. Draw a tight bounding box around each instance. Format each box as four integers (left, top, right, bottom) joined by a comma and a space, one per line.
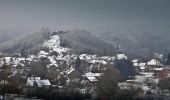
0, 28, 50, 55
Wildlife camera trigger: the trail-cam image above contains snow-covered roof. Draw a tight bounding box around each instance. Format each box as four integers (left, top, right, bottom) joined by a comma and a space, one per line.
38, 51, 49, 55
140, 66, 146, 70
116, 54, 127, 60
86, 76, 98, 82
83, 72, 103, 77
48, 56, 56, 63
0, 80, 9, 85
153, 68, 164, 71
27, 55, 35, 61
53, 47, 70, 54
27, 77, 51, 87
37, 80, 51, 86
66, 67, 75, 74
147, 59, 162, 66
100, 56, 109, 59
29, 77, 41, 80
132, 59, 139, 63
90, 60, 107, 65
4, 57, 11, 64
79, 54, 93, 60
138, 63, 146, 67
108, 57, 116, 61
133, 62, 138, 66
18, 57, 26, 61
140, 72, 154, 77
48, 63, 59, 68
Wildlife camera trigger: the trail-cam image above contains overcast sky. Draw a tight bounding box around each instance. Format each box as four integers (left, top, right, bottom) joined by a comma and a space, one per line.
0, 0, 170, 33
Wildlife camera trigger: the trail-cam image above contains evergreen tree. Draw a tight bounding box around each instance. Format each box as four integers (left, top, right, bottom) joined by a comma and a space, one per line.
114, 59, 135, 79
75, 57, 81, 69
21, 48, 27, 58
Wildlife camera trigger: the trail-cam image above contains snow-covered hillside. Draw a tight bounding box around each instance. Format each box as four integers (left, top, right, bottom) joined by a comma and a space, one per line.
0, 32, 128, 80
41, 34, 117, 67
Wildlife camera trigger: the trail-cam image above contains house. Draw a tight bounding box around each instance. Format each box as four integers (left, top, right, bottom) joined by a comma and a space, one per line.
132, 59, 149, 72
138, 63, 147, 71
147, 59, 163, 70
37, 51, 49, 58
26, 77, 51, 88
83, 72, 103, 83
132, 59, 139, 67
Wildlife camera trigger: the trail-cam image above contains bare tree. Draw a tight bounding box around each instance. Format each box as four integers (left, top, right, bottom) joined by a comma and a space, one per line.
95, 66, 121, 100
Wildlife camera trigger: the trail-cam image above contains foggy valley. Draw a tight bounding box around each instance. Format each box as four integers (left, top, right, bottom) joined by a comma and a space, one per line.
0, 0, 170, 100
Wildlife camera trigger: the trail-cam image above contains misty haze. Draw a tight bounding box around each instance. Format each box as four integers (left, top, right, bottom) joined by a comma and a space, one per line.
0, 0, 170, 100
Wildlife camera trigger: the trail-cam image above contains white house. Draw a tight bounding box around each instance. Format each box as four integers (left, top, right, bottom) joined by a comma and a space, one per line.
26, 77, 51, 87
147, 59, 163, 68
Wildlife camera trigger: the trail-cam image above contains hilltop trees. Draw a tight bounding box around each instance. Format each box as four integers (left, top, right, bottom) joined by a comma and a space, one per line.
0, 28, 50, 54
166, 53, 170, 65
60, 30, 115, 56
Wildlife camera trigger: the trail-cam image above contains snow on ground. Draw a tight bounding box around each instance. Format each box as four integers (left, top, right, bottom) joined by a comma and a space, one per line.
41, 34, 117, 67
43, 35, 71, 59
44, 35, 60, 49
